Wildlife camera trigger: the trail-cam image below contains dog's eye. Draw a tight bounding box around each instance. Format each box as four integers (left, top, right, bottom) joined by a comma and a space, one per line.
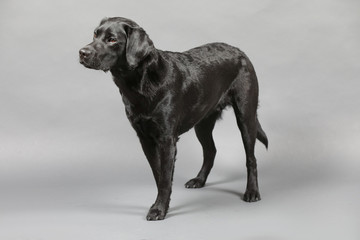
93, 32, 97, 38
108, 37, 117, 43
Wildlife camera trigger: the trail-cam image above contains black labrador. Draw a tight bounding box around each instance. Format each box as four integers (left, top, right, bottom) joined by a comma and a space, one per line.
79, 17, 268, 221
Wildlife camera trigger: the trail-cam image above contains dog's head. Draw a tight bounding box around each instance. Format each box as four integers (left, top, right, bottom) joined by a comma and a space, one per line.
79, 17, 154, 71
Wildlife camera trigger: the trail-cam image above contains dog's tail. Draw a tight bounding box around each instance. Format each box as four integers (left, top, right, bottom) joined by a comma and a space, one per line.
256, 117, 268, 149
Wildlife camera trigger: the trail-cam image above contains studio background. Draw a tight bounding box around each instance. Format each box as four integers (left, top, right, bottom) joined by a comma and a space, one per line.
0, 0, 359, 239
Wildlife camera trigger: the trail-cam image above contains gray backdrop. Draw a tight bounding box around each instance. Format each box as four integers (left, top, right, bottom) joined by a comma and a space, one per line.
0, 0, 359, 239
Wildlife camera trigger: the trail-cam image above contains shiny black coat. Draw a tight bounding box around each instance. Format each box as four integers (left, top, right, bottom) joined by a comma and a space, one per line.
79, 17, 268, 221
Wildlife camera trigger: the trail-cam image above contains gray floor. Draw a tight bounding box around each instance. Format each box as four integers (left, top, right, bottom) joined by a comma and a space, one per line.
1, 0, 359, 239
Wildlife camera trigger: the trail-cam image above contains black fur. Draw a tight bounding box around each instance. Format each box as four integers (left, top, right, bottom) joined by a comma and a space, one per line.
79, 17, 268, 221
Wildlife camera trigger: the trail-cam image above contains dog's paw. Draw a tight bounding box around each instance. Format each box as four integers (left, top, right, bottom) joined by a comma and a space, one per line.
146, 207, 166, 221
243, 189, 261, 202
185, 177, 206, 189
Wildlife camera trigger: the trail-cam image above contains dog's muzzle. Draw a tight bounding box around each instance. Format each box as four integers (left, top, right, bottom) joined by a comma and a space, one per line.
79, 47, 92, 64
79, 47, 101, 70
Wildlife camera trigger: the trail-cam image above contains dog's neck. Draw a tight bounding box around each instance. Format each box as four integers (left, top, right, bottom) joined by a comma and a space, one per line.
110, 50, 167, 104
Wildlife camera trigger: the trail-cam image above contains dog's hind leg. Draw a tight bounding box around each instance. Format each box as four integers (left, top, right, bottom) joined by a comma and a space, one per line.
231, 60, 262, 202
234, 108, 261, 202
185, 111, 220, 188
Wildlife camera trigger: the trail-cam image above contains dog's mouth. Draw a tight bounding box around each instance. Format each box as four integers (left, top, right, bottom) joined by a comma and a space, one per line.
79, 47, 115, 72
79, 57, 102, 70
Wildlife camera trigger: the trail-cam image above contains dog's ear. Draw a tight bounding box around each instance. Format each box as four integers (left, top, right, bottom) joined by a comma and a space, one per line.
124, 26, 154, 69
99, 17, 109, 26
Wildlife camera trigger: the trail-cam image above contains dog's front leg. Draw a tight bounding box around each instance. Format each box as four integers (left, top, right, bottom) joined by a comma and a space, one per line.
146, 136, 176, 221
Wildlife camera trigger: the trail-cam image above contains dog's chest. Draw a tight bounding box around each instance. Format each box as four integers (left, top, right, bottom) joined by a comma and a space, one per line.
121, 92, 175, 136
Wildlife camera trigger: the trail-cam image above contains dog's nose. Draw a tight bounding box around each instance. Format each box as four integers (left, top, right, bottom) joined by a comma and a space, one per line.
79, 48, 91, 59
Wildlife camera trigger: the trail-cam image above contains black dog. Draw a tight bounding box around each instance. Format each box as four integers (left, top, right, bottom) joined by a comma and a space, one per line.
79, 17, 268, 221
